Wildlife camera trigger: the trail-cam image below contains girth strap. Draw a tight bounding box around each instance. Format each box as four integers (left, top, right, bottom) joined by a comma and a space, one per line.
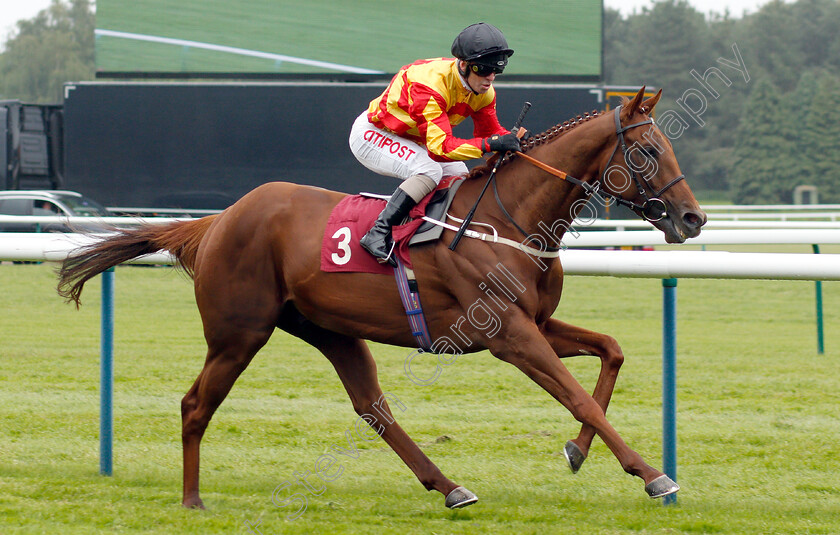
393, 257, 434, 351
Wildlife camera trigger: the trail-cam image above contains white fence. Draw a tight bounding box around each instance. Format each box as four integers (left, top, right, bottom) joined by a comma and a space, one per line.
0, 232, 173, 264
700, 203, 840, 221
561, 249, 840, 280
579, 219, 840, 229
566, 228, 840, 248
3, 231, 840, 279
0, 215, 192, 227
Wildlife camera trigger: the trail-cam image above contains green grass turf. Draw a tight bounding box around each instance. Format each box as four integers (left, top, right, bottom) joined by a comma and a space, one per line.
1, 261, 839, 533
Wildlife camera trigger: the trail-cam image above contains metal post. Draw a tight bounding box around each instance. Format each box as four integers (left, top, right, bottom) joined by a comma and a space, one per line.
813, 244, 824, 355
100, 267, 115, 476
662, 278, 678, 505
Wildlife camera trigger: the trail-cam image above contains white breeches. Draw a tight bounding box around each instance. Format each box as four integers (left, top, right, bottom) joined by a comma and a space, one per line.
349, 112, 467, 185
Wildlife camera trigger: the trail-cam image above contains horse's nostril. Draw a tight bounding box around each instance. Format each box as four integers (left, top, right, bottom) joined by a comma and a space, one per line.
683, 211, 706, 229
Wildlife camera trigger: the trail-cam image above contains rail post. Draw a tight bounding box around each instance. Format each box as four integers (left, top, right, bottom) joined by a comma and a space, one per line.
813, 244, 825, 354
100, 267, 115, 476
662, 278, 678, 505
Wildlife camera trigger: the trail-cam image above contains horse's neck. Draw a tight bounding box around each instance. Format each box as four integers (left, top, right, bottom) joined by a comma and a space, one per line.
499, 119, 613, 243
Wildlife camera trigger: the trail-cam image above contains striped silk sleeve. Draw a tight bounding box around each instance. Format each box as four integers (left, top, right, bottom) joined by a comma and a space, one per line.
471, 95, 509, 139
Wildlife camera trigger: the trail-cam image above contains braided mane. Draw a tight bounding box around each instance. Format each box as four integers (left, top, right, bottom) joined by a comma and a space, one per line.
465, 109, 603, 180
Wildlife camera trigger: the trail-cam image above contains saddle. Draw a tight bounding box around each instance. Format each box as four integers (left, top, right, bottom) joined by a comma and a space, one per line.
320, 175, 466, 275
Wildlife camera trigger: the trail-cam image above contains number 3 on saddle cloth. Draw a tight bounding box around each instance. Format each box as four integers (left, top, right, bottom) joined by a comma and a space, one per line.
320, 175, 466, 351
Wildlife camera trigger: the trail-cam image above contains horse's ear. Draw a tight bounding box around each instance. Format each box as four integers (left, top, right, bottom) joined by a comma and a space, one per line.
623, 86, 646, 117
641, 89, 662, 114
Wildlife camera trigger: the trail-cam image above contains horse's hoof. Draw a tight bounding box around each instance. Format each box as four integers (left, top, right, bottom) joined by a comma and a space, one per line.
563, 441, 586, 473
182, 496, 206, 509
645, 475, 679, 499
445, 486, 478, 509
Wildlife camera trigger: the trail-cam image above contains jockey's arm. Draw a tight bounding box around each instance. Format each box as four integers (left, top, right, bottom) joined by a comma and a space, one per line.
413, 87, 509, 161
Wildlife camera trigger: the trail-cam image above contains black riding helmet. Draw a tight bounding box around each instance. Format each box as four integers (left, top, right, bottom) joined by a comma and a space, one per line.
451, 22, 514, 68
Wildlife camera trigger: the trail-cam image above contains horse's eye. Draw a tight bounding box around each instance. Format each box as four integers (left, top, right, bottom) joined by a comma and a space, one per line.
643, 147, 659, 159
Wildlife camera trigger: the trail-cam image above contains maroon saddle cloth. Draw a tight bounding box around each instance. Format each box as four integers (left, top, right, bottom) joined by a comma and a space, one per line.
320, 175, 464, 275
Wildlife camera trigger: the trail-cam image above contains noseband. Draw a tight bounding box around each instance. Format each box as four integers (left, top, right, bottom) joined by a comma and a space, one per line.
513, 105, 685, 223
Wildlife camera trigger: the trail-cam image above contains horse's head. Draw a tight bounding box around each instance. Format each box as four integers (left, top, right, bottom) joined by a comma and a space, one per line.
601, 87, 706, 243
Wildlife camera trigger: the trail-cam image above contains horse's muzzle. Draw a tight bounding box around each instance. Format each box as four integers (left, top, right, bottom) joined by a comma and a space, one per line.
652, 202, 706, 243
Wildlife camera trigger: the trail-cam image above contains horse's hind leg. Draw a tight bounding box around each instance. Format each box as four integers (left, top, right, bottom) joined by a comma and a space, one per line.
181, 325, 273, 508
540, 318, 625, 473
277, 306, 474, 509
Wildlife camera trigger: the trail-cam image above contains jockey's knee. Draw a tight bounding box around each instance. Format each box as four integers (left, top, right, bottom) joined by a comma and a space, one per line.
399, 173, 438, 201
441, 161, 469, 178
410, 161, 445, 185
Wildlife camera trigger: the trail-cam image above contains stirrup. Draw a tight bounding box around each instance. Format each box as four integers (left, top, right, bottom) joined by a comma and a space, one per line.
377, 241, 397, 265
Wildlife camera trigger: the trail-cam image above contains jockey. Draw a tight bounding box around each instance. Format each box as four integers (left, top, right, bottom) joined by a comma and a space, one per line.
349, 22, 522, 266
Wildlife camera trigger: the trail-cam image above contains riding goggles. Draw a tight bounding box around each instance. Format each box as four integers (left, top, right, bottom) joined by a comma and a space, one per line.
469, 63, 505, 77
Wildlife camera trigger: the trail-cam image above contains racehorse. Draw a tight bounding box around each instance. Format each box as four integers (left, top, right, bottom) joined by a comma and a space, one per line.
57, 87, 706, 510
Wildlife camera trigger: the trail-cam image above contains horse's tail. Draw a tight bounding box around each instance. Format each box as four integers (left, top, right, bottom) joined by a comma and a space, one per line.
57, 215, 219, 307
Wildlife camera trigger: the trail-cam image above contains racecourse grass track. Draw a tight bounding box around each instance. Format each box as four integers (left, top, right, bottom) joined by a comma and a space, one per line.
2, 258, 840, 534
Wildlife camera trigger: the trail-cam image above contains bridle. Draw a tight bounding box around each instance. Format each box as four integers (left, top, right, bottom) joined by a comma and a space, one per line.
501, 105, 686, 233
603, 105, 686, 221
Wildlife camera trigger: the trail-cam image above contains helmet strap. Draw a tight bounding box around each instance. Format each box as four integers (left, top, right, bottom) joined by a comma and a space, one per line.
456, 60, 479, 95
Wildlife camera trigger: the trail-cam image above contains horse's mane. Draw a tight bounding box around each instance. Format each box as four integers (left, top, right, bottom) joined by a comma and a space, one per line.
465, 108, 604, 180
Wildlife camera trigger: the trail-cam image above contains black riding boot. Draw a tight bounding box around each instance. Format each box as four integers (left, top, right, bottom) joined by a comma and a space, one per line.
360, 188, 417, 266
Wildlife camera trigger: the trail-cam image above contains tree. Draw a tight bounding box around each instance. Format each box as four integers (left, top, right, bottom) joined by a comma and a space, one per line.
602, 8, 629, 84
791, 0, 840, 72
784, 71, 820, 193
730, 78, 797, 203
608, 0, 712, 89
739, 1, 802, 93
0, 0, 94, 103
801, 73, 840, 202
604, 0, 840, 200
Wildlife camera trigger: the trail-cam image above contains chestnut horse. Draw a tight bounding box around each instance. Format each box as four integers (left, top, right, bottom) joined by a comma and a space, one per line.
57, 87, 706, 510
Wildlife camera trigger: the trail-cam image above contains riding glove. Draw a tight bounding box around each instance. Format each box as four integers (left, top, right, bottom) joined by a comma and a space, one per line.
484, 132, 521, 153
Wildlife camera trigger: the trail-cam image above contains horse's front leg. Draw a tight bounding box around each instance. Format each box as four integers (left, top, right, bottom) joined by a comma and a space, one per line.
540, 318, 625, 473
491, 319, 677, 499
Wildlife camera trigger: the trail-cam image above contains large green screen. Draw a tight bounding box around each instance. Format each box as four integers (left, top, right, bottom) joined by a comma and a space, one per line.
95, 0, 602, 80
